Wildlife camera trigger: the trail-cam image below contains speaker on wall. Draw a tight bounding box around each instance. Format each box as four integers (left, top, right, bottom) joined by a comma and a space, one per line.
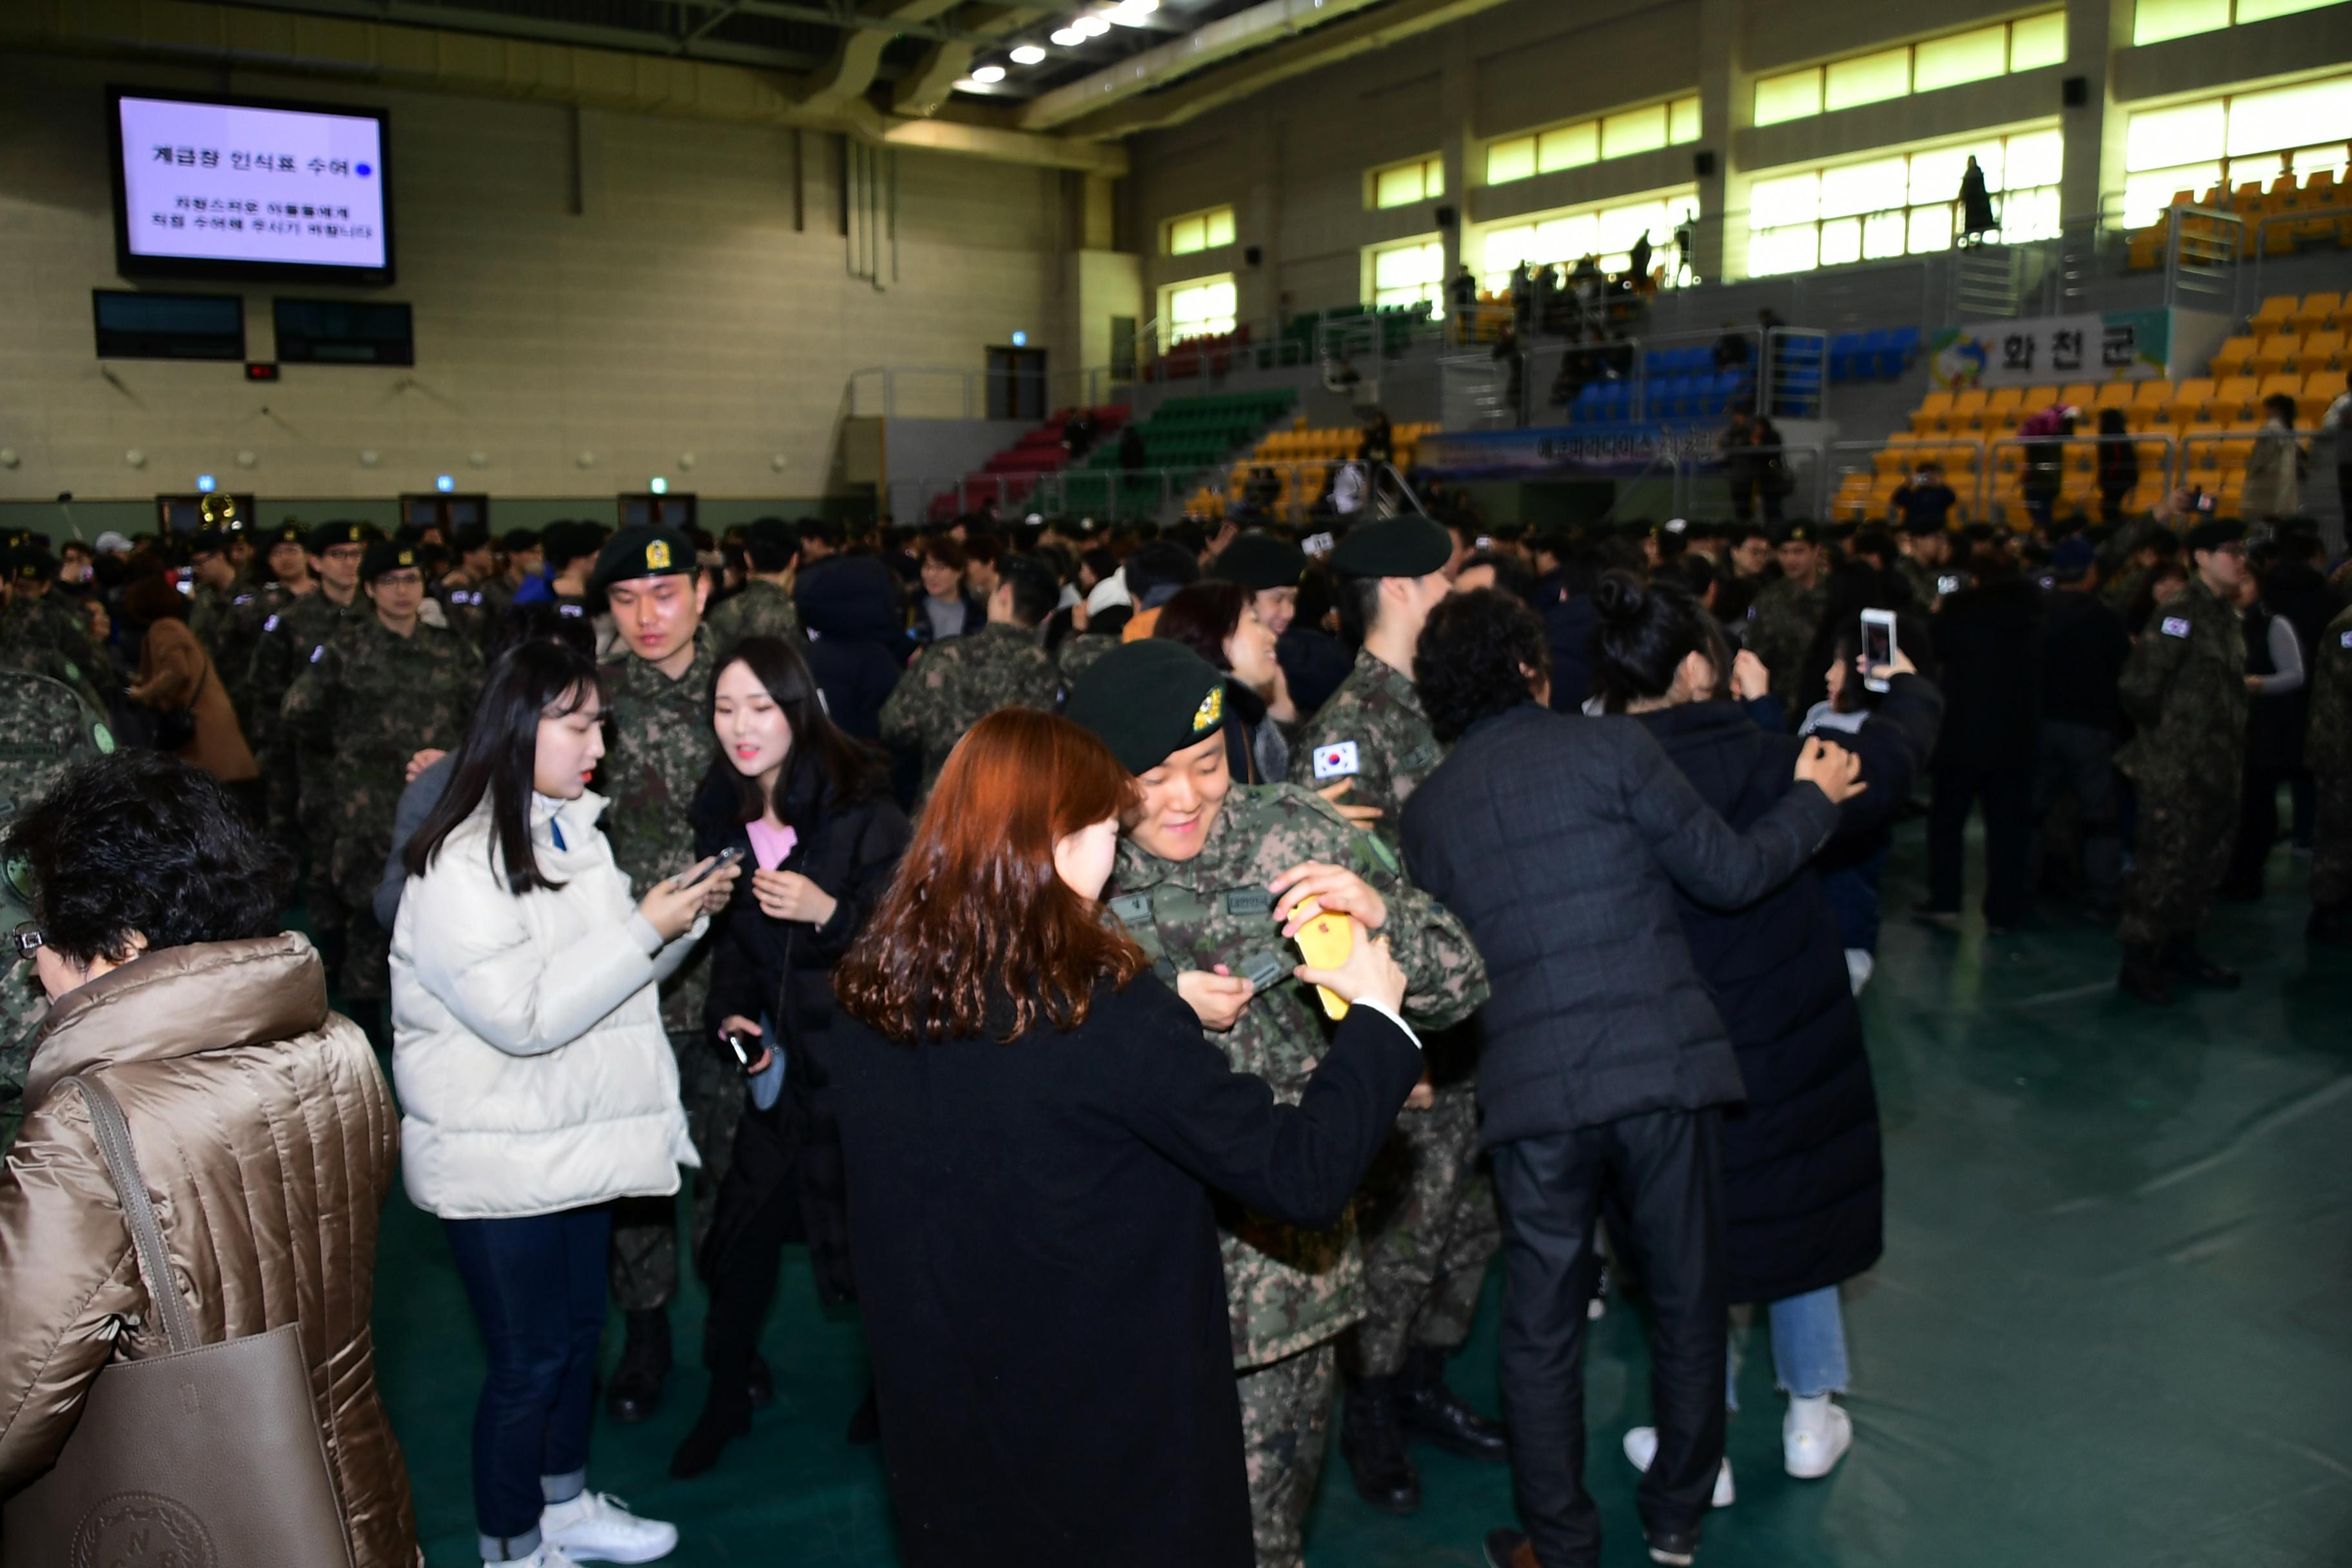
1435, 204, 1458, 228
1693, 150, 1717, 177
1244, 245, 1263, 266
2062, 74, 2088, 107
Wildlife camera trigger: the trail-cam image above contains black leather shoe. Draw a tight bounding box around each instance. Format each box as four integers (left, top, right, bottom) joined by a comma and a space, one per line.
1482, 1527, 1534, 1568
1339, 1376, 1421, 1514
747, 1355, 774, 1409
1645, 1524, 1701, 1566
1397, 1346, 1510, 1462
669, 1386, 752, 1478
605, 1309, 671, 1424
2117, 945, 2173, 1006
2162, 937, 2242, 989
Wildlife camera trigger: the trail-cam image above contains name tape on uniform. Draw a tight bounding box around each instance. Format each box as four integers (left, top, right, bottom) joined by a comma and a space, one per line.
2159, 616, 2191, 639
1312, 740, 1360, 779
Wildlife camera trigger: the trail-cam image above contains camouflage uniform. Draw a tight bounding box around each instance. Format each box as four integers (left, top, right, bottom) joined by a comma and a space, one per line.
2115, 574, 2246, 947
1288, 646, 1496, 1380
1744, 575, 1828, 718
193, 580, 284, 737
704, 578, 801, 654
248, 588, 366, 928
282, 615, 482, 1001
1057, 631, 1121, 687
1896, 554, 1943, 611
0, 597, 111, 719
1107, 784, 1488, 1568
434, 571, 496, 647
878, 622, 1061, 800
2306, 603, 2352, 916
0, 673, 114, 1158
599, 627, 732, 1311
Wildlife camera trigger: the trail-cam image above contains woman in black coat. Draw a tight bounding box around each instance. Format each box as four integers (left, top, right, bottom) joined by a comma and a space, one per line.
828, 709, 1423, 1568
1589, 570, 1941, 1485
672, 634, 913, 1477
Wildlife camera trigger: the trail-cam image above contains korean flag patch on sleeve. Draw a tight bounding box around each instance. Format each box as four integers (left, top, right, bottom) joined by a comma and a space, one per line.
2160, 616, 2192, 639
1312, 740, 1360, 780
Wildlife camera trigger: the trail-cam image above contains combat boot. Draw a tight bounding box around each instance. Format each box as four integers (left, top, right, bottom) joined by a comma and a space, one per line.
2117, 945, 2173, 1006
2161, 934, 2241, 989
2309, 902, 2352, 949
605, 1308, 671, 1424
1396, 1344, 1510, 1462
1340, 1375, 1422, 1514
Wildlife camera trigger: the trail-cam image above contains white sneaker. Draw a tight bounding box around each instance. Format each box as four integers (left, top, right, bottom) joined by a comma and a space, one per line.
1782, 1395, 1852, 1479
539, 1492, 678, 1564
1622, 1426, 1734, 1507
486, 1546, 580, 1568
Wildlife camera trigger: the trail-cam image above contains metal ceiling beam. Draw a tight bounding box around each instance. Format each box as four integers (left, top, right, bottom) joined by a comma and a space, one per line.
1015, 0, 1394, 130
185, 0, 823, 72
799, 0, 959, 111
890, 38, 973, 114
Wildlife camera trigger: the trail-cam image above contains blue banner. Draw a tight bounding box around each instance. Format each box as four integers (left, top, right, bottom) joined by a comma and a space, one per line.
1416, 422, 1723, 480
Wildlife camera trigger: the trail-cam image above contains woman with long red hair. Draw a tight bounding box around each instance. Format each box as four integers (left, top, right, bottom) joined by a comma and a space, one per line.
829, 708, 1425, 1567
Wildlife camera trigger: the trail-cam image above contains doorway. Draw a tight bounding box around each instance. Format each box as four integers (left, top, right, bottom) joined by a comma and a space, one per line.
986, 346, 1048, 421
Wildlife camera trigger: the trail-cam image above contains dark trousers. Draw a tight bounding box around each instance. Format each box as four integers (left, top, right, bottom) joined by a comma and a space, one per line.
2223, 765, 2295, 894
700, 1096, 807, 1400
1494, 1108, 1725, 1568
2031, 721, 2122, 914
1929, 763, 2035, 925
444, 1204, 611, 1550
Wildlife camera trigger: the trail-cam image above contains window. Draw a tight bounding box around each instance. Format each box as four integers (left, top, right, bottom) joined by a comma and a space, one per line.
1753, 12, 2064, 126
1164, 206, 1235, 257
2134, 0, 2332, 44
2120, 74, 2352, 224
1478, 188, 1703, 291
1368, 238, 1446, 313
1485, 92, 1701, 186
1162, 275, 1237, 341
1743, 128, 2064, 277
1371, 155, 1445, 210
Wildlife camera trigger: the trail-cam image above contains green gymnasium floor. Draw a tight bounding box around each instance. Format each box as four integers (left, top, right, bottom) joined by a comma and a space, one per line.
366, 824, 2352, 1568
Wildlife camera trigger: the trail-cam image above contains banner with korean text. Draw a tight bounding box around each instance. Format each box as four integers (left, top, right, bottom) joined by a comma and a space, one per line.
1927, 309, 2168, 391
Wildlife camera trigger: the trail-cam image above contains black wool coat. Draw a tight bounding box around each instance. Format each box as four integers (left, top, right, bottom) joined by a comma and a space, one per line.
693, 757, 912, 1302
829, 977, 1422, 1568
1632, 676, 1939, 1303
1931, 575, 2044, 769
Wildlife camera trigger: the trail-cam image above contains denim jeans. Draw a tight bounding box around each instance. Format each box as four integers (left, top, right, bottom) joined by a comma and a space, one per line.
1730, 1284, 1852, 1407
444, 1205, 611, 1560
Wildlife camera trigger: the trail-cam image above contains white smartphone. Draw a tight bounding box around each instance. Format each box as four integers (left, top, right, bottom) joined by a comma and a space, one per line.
1860, 608, 1897, 694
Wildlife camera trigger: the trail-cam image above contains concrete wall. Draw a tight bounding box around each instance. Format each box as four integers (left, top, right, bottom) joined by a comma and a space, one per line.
0, 49, 1074, 507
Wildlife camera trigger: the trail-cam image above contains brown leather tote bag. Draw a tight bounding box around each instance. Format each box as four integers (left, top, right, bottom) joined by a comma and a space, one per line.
1, 1075, 355, 1568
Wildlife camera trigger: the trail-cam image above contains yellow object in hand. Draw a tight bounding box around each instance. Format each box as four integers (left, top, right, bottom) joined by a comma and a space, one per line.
1292, 899, 1354, 1020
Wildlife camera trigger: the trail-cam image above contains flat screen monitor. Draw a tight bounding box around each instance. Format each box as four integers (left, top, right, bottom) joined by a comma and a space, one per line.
110, 86, 395, 286
275, 298, 414, 365
92, 289, 246, 361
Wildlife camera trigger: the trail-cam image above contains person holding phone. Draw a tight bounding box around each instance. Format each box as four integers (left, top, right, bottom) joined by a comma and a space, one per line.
390, 639, 738, 1568
672, 635, 912, 1478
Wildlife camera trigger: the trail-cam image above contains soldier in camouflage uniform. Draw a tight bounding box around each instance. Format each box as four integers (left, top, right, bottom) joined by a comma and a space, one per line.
1743, 522, 1829, 721
2115, 519, 2251, 1004
2098, 498, 2186, 622
2303, 600, 2352, 947
231, 523, 317, 819
282, 540, 482, 1018
592, 524, 736, 1422
1896, 514, 1952, 609
879, 554, 1062, 802
1067, 640, 1489, 1568
704, 517, 802, 654
0, 672, 114, 1158
248, 522, 372, 949
184, 529, 274, 729
0, 547, 112, 720
1284, 516, 1505, 1511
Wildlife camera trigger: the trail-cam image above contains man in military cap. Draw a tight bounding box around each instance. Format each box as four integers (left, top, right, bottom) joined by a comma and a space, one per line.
1068, 640, 1488, 1568
2308, 596, 2352, 948
1215, 531, 1350, 717
1896, 513, 1955, 609
879, 553, 1061, 803
1283, 514, 1502, 1509
592, 524, 738, 1422
2114, 518, 2251, 1003
186, 529, 273, 725
0, 548, 110, 718
705, 516, 802, 652
0, 672, 115, 1157
433, 522, 503, 645
1744, 522, 1829, 720
283, 538, 482, 1023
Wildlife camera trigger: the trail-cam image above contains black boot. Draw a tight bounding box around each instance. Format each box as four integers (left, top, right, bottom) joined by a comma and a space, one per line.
605, 1308, 671, 1424
2117, 943, 2173, 1006
669, 1380, 752, 1478
2308, 902, 2352, 950
1339, 1375, 1421, 1514
1395, 1345, 1510, 1462
2162, 934, 2241, 990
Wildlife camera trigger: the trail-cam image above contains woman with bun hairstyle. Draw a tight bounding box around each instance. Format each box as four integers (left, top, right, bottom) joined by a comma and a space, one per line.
1587, 568, 1941, 1491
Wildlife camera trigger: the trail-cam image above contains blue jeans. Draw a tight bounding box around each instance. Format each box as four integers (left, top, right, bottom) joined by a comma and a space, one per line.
444, 1206, 611, 1560
1729, 1284, 1851, 1408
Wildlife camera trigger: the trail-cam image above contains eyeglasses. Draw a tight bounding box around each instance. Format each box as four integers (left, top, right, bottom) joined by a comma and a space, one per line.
8, 922, 44, 960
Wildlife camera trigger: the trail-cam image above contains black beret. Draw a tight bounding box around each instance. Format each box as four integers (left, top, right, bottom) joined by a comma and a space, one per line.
307, 520, 375, 554
1776, 521, 1819, 546
1064, 640, 1230, 775
266, 521, 306, 547
591, 525, 697, 592
1329, 516, 1452, 578
187, 528, 229, 557
1210, 532, 1308, 592
362, 539, 424, 583
8, 545, 55, 582
2185, 518, 2246, 553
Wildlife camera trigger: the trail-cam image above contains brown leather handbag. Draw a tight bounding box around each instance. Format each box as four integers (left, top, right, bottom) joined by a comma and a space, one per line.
1, 1075, 356, 1568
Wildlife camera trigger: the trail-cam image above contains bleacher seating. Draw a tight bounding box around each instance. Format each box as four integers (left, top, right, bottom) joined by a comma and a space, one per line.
1212, 420, 1441, 517
926, 406, 1129, 520
1832, 289, 2347, 524
1828, 327, 1922, 382
1047, 390, 1295, 520
2125, 170, 2352, 271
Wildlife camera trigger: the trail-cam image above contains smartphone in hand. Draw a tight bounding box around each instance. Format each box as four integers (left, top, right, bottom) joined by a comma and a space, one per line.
1860, 607, 1897, 694
675, 845, 744, 890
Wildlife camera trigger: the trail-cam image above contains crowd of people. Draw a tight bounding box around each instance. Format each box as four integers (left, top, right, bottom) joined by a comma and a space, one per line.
0, 480, 2343, 1568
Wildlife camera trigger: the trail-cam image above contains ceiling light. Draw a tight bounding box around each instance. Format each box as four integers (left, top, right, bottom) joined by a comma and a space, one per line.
1074, 14, 1110, 35
1108, 0, 1157, 23
1050, 26, 1083, 44
970, 63, 1006, 81
1010, 44, 1046, 63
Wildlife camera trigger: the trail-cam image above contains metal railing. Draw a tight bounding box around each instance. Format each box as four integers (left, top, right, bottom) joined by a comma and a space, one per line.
846, 366, 1137, 420
2164, 206, 2241, 311
2246, 201, 2352, 317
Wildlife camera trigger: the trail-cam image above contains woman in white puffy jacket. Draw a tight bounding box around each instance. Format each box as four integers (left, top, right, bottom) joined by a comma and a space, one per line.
391, 638, 739, 1568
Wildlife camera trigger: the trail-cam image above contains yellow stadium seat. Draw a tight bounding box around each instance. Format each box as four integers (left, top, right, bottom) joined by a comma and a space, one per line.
2248, 335, 2297, 378
2215, 375, 2262, 422
2291, 331, 2344, 374
2258, 373, 2306, 409
2126, 403, 2164, 434
2092, 381, 2135, 411
2250, 295, 2298, 333
2059, 383, 2100, 411
2131, 378, 2173, 409
1910, 391, 1954, 436
2300, 382, 2341, 427
2166, 378, 2216, 426
2210, 335, 2261, 377
1979, 387, 2024, 432
1947, 388, 1989, 433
